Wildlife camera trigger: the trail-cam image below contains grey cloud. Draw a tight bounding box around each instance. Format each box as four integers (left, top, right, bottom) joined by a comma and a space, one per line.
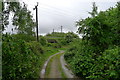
4, 0, 117, 36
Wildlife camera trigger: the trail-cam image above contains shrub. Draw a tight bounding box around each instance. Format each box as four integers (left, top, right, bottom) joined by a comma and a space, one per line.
65, 43, 120, 80
12, 33, 36, 42
39, 36, 47, 46
2, 34, 43, 79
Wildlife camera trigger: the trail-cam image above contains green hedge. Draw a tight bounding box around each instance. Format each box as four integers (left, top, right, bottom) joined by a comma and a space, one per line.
2, 34, 44, 79
65, 45, 120, 80
64, 2, 120, 80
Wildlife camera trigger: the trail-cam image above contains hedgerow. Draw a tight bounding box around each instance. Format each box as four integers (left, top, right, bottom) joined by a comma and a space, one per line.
64, 2, 120, 80
2, 34, 44, 79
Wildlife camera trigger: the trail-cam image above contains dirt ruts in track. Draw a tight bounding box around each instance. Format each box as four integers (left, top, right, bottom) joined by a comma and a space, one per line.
40, 50, 75, 78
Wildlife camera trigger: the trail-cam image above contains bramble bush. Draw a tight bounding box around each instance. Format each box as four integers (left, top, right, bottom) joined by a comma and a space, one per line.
64, 2, 120, 80
65, 43, 120, 80
39, 36, 47, 46
2, 34, 44, 79
12, 34, 36, 42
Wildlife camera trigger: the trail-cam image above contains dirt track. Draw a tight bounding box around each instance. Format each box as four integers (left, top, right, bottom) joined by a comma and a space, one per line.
40, 50, 75, 78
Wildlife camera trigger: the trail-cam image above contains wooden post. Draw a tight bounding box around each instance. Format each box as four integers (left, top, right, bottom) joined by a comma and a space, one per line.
61, 26, 63, 33
34, 2, 39, 42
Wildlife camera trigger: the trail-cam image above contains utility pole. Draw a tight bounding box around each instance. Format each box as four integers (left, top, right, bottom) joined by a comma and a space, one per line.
33, 2, 39, 42
61, 26, 63, 33
53, 29, 54, 33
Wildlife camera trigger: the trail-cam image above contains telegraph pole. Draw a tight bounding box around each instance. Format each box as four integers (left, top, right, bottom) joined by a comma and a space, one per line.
53, 29, 54, 33
61, 26, 63, 33
33, 2, 39, 42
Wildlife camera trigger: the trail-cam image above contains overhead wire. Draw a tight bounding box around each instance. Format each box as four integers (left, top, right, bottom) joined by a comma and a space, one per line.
22, 1, 80, 33
38, 2, 81, 16
39, 7, 78, 19
22, 1, 81, 19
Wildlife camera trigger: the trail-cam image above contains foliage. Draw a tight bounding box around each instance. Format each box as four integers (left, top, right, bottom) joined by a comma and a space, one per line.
46, 32, 66, 37
39, 36, 47, 46
11, 33, 36, 42
65, 41, 120, 80
88, 2, 98, 17
65, 32, 79, 43
76, 2, 120, 53
12, 3, 35, 35
2, 33, 44, 79
2, 1, 35, 35
65, 2, 120, 80
1, 1, 9, 31
2, 33, 66, 79
45, 32, 79, 45
46, 43, 61, 48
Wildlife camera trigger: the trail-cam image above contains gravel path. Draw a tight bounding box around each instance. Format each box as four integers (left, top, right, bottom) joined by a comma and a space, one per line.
46, 53, 63, 78
60, 54, 75, 78
40, 50, 64, 78
40, 50, 75, 78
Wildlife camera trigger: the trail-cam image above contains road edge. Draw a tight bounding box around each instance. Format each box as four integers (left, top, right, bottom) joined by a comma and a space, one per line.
60, 53, 75, 78
40, 50, 64, 78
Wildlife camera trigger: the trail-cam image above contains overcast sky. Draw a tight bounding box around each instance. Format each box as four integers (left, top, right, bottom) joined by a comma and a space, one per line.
4, 0, 119, 36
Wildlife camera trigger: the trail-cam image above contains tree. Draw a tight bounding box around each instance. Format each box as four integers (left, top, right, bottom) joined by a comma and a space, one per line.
76, 2, 119, 53
12, 3, 35, 35
115, 2, 120, 46
88, 2, 98, 17
2, 1, 35, 35
65, 32, 79, 43
1, 1, 9, 31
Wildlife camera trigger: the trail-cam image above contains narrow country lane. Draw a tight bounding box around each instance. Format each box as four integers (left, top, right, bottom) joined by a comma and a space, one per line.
40, 50, 75, 78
